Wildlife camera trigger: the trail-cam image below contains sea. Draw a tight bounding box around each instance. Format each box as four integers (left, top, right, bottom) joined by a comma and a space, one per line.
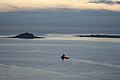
0, 26, 120, 80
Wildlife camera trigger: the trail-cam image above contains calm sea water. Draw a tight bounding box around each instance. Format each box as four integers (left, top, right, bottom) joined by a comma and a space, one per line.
0, 35, 120, 80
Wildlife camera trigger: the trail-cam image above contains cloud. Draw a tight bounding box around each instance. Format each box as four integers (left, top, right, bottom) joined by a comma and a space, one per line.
0, 0, 120, 12
89, 0, 120, 5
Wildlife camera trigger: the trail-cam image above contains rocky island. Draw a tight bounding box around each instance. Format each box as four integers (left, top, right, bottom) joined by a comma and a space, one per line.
8, 32, 45, 39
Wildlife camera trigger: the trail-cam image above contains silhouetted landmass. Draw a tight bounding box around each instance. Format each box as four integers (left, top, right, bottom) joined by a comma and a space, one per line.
75, 34, 120, 38
8, 32, 45, 39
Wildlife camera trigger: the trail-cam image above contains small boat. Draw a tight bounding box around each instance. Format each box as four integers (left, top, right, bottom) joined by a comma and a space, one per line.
61, 54, 69, 60
64, 56, 69, 59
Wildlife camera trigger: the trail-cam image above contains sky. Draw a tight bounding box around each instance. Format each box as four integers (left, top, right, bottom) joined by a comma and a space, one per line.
0, 0, 120, 12
0, 0, 120, 34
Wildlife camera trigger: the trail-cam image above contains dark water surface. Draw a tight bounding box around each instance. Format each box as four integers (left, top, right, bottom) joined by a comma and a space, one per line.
0, 37, 120, 80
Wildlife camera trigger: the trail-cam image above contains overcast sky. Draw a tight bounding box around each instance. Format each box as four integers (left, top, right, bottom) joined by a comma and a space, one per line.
0, 0, 120, 12
0, 0, 120, 34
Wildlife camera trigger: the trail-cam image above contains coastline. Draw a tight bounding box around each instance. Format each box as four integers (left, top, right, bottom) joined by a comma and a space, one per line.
74, 34, 120, 38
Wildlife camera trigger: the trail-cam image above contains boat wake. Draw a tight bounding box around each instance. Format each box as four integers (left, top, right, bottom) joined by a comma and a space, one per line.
71, 58, 120, 68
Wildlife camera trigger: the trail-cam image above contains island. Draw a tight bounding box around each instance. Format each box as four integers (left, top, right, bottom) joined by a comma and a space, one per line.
8, 32, 45, 39
74, 34, 120, 38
